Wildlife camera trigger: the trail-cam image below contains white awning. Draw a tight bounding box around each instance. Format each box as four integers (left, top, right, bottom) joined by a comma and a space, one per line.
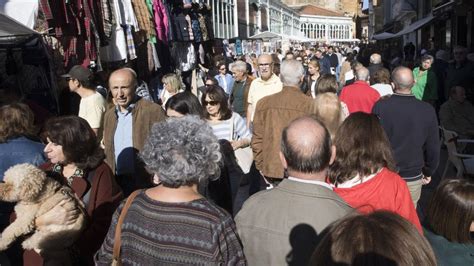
394, 13, 434, 37
249, 31, 281, 40
373, 14, 434, 40
372, 32, 396, 40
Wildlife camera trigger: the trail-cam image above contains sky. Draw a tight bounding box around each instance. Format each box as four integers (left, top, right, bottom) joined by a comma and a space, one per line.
362, 0, 369, 10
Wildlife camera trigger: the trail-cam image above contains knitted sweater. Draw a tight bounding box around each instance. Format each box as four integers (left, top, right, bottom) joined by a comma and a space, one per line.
95, 190, 246, 265
372, 93, 440, 179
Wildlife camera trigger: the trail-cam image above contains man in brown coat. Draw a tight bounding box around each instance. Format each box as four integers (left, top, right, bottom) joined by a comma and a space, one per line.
102, 68, 166, 196
251, 59, 314, 186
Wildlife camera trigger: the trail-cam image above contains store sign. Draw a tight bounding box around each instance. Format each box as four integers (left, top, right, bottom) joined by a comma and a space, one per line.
235, 39, 242, 55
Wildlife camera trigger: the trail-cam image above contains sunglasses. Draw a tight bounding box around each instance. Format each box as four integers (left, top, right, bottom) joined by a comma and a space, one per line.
203, 100, 219, 106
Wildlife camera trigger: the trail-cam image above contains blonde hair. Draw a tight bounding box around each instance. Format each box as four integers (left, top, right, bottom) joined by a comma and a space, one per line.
162, 73, 182, 94
313, 93, 343, 140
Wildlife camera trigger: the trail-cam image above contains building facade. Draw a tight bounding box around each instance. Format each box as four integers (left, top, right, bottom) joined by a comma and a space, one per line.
211, 0, 359, 43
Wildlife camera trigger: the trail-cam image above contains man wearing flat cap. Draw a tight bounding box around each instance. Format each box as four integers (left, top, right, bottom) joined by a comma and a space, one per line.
62, 65, 106, 138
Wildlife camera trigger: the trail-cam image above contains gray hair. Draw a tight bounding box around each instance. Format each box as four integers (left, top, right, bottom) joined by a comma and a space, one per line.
140, 116, 222, 188
355, 67, 370, 81
370, 53, 382, 64
280, 59, 304, 86
421, 54, 434, 63
230, 60, 247, 73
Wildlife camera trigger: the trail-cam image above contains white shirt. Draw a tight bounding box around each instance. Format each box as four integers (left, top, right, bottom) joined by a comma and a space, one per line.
371, 83, 393, 97
336, 169, 381, 188
288, 176, 333, 190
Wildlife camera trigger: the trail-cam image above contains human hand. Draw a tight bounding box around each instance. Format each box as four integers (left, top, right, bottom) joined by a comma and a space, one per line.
230, 140, 241, 150
422, 176, 432, 185
36, 199, 80, 229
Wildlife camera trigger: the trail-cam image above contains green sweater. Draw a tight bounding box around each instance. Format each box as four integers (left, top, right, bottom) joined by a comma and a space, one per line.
423, 227, 474, 266
412, 67, 438, 101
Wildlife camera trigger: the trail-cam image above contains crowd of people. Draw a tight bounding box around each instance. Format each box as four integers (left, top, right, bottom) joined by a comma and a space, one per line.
0, 42, 473, 265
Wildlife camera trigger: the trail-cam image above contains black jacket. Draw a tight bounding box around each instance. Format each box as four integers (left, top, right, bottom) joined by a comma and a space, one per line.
372, 93, 440, 179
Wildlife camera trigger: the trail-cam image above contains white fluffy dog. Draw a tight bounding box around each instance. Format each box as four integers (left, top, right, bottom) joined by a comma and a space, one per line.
0, 163, 86, 263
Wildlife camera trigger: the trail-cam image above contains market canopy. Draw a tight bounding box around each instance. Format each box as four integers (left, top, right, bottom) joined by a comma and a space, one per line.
0, 13, 39, 45
372, 32, 396, 40
249, 31, 281, 40
372, 13, 435, 40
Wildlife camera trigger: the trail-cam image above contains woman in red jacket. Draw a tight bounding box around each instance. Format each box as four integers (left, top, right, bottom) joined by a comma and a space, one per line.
328, 112, 422, 233
24, 116, 123, 265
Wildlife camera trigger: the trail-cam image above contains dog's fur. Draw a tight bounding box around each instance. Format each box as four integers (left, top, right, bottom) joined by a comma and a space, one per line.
0, 163, 86, 263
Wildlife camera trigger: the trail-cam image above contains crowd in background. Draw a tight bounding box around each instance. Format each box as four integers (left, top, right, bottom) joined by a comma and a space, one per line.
0, 41, 473, 265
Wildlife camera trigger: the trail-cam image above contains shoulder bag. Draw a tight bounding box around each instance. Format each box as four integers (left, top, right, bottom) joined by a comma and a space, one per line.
111, 189, 142, 266
229, 114, 253, 174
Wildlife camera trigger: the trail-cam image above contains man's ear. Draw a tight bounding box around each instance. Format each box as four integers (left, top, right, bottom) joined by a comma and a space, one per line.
329, 145, 336, 165
279, 151, 288, 169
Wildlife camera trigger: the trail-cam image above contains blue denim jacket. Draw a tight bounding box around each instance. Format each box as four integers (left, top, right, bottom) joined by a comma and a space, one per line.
0, 136, 46, 181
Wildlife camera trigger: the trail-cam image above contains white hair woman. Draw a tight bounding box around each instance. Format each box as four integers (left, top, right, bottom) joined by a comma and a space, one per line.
95, 116, 246, 265
412, 54, 437, 105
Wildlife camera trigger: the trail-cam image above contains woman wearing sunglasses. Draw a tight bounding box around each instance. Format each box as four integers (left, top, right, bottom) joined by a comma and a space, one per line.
201, 85, 251, 214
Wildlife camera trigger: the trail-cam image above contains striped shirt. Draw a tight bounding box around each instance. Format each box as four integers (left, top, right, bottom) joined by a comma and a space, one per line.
208, 112, 252, 141
95, 190, 246, 265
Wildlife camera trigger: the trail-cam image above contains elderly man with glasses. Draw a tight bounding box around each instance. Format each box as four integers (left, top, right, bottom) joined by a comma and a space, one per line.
246, 54, 283, 129
229, 60, 255, 120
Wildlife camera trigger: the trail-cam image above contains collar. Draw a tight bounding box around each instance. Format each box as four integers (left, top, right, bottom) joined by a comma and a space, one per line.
53, 163, 84, 186
283, 85, 303, 92
288, 176, 333, 190
353, 80, 370, 86
392, 92, 415, 97
257, 73, 279, 84
115, 95, 139, 114
336, 168, 382, 188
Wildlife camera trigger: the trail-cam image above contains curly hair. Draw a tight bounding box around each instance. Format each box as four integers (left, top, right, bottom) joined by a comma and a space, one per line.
0, 103, 36, 143
329, 112, 396, 184
43, 116, 104, 170
140, 116, 222, 188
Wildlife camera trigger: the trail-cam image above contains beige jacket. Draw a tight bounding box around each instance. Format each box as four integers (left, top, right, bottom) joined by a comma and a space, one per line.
235, 179, 352, 266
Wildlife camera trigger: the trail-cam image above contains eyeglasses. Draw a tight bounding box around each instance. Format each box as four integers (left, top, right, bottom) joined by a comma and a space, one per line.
258, 63, 273, 68
205, 83, 213, 87
203, 100, 219, 106
219, 67, 226, 71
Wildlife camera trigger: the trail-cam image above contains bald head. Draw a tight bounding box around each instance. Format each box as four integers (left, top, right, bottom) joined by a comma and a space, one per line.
355, 67, 370, 82
391, 66, 414, 91
281, 116, 332, 174
109, 68, 138, 112
370, 53, 382, 64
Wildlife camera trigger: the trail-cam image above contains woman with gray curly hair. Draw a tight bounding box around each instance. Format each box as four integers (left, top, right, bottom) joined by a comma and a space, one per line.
95, 116, 246, 265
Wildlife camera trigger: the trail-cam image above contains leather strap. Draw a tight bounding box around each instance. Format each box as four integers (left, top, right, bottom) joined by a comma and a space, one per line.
112, 189, 142, 261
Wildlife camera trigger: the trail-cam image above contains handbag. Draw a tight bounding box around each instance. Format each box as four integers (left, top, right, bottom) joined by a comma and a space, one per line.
229, 114, 253, 174
111, 189, 142, 266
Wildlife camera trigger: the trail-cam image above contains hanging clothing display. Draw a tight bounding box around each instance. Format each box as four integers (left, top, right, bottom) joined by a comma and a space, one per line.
37, 0, 215, 82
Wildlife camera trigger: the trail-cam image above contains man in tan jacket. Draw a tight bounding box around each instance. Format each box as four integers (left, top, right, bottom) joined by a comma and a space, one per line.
237, 116, 352, 266
102, 68, 166, 196
251, 59, 314, 185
